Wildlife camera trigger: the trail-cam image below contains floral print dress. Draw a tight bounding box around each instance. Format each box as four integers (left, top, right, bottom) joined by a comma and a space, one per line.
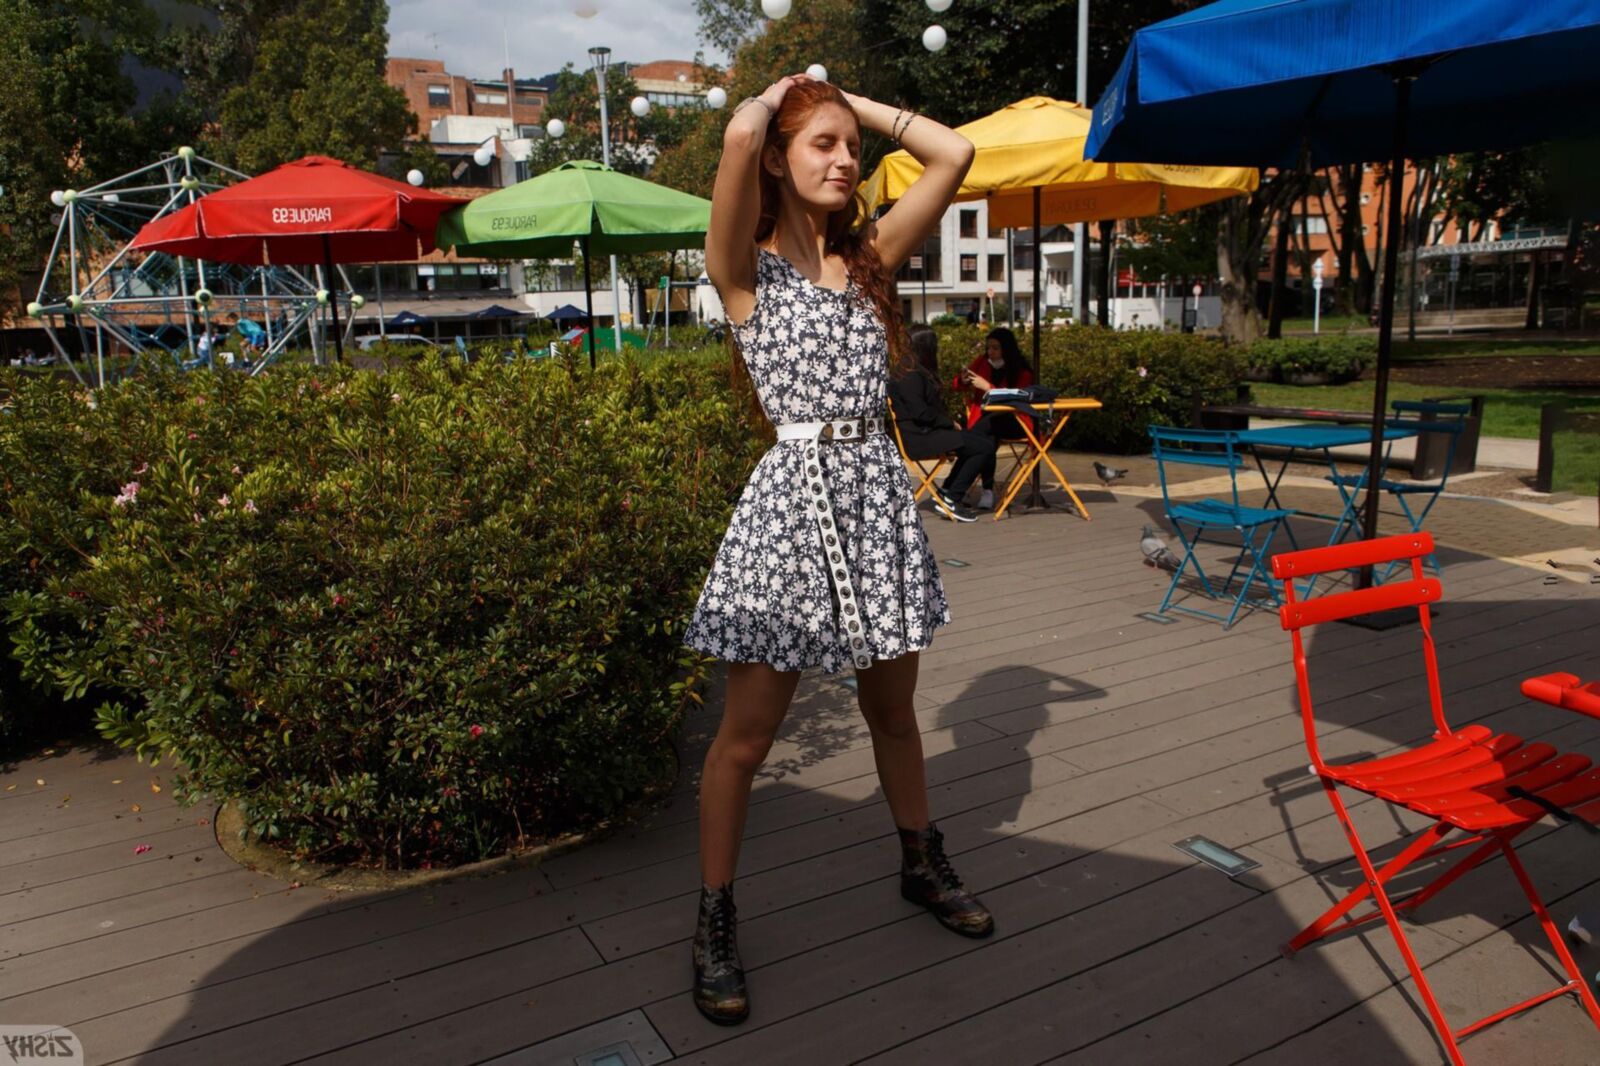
684, 248, 951, 674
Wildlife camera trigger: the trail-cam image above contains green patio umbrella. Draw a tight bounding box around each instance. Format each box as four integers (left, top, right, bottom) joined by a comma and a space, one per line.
436, 160, 711, 368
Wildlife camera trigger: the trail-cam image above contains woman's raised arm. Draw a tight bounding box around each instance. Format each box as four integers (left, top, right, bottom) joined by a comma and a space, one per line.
705, 75, 806, 322
849, 93, 974, 274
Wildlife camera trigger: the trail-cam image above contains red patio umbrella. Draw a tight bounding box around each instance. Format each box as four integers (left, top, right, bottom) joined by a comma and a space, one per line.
130, 155, 461, 360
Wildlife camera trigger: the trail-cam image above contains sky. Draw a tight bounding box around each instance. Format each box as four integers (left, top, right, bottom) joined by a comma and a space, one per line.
387, 0, 728, 84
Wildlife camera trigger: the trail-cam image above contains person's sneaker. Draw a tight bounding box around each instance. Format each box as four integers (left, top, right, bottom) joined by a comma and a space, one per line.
936, 493, 979, 522
977, 489, 995, 510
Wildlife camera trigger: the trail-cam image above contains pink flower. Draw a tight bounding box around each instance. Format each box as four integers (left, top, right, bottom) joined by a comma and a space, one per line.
331, 593, 347, 607
216, 494, 231, 508
442, 786, 459, 799
114, 481, 140, 507
244, 500, 258, 514
1136, 366, 1149, 379
193, 394, 207, 405
133, 461, 149, 475
187, 432, 198, 440
232, 465, 242, 475
468, 724, 484, 738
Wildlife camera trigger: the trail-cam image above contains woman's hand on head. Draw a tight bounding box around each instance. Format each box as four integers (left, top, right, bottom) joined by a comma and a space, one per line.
758, 74, 812, 113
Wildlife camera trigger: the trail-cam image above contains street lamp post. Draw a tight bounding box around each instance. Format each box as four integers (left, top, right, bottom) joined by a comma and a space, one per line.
589, 46, 624, 354
1312, 257, 1325, 334
1072, 0, 1089, 325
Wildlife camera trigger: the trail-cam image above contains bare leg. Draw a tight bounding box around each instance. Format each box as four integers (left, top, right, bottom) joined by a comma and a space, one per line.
855, 651, 929, 830
698, 661, 801, 887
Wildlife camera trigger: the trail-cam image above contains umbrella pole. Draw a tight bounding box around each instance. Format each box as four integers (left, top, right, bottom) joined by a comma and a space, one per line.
323, 236, 344, 363
583, 237, 597, 371
1026, 185, 1045, 509
1359, 73, 1413, 569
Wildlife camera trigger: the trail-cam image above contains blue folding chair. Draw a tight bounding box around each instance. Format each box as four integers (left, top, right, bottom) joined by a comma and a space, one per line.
1326, 401, 1469, 580
1149, 426, 1296, 629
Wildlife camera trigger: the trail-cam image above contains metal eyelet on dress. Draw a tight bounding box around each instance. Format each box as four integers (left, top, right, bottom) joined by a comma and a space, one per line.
830, 552, 842, 562
844, 603, 855, 614
836, 569, 846, 581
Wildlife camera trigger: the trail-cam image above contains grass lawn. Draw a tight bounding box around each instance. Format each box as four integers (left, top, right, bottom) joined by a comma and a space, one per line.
1250, 381, 1600, 494
1276, 323, 1600, 359
1280, 313, 1370, 333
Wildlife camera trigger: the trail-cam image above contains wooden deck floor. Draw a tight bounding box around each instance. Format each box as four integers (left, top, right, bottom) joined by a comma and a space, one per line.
3, 479, 1599, 1065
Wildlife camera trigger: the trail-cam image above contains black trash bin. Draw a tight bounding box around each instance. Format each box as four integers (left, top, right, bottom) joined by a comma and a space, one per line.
1411, 395, 1483, 480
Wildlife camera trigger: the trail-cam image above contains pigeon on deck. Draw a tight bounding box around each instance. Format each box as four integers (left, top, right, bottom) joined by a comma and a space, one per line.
1140, 524, 1182, 572
1094, 461, 1129, 489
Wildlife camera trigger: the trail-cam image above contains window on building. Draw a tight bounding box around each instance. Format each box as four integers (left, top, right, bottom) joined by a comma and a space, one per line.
427, 85, 451, 108
475, 90, 507, 105
988, 254, 1006, 283
1288, 214, 1330, 235
895, 237, 942, 282
960, 254, 978, 282
959, 209, 978, 239
419, 263, 509, 291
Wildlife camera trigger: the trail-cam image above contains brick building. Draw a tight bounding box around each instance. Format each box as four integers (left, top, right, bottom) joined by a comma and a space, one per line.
386, 58, 550, 138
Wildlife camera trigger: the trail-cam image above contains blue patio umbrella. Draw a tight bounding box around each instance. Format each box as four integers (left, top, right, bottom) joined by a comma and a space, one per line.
472, 304, 527, 319
388, 309, 432, 330
1086, 0, 1600, 546
544, 304, 589, 322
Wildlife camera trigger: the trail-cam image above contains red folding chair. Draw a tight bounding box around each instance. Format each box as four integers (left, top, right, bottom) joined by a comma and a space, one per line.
1272, 532, 1600, 1065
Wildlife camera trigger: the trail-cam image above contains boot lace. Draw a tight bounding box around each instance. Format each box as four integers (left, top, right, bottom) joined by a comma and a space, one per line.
925, 827, 965, 891
704, 892, 738, 965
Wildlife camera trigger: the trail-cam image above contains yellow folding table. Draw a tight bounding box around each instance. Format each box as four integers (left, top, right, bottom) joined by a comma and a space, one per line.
982, 398, 1103, 521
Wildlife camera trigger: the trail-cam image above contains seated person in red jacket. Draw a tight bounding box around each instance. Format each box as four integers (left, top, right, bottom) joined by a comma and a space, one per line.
953, 327, 1034, 508
889, 326, 996, 522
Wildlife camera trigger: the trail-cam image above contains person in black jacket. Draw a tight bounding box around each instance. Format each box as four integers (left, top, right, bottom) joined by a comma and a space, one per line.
888, 326, 996, 522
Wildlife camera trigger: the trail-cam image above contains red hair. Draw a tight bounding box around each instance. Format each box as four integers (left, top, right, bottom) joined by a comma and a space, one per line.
729, 79, 911, 410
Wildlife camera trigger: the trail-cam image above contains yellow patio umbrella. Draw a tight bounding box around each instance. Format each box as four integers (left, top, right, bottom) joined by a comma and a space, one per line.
861, 96, 1256, 509
860, 96, 1257, 226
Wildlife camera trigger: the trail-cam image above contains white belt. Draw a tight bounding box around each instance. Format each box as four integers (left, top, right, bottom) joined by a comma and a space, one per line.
774, 415, 886, 444
774, 415, 887, 670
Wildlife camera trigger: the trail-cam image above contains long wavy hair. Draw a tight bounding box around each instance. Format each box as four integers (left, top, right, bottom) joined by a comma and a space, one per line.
728, 80, 912, 424
984, 327, 1031, 385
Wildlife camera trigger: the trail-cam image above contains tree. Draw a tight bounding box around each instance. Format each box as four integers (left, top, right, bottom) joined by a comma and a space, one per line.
215, 0, 415, 173
1313, 163, 1375, 317
1123, 206, 1221, 283
697, 0, 1195, 126
1216, 171, 1300, 344
0, 0, 171, 319
524, 64, 656, 178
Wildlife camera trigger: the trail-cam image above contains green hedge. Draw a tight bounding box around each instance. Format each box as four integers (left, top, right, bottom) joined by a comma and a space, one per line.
1241, 335, 1373, 382
925, 325, 1244, 454
0, 355, 761, 866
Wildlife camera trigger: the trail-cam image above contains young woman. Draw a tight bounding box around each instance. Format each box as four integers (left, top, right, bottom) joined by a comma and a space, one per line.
683, 75, 988, 1026
953, 326, 1035, 508
888, 326, 996, 521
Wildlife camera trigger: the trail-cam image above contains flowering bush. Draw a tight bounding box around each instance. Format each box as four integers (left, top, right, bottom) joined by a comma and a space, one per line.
0, 355, 760, 866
